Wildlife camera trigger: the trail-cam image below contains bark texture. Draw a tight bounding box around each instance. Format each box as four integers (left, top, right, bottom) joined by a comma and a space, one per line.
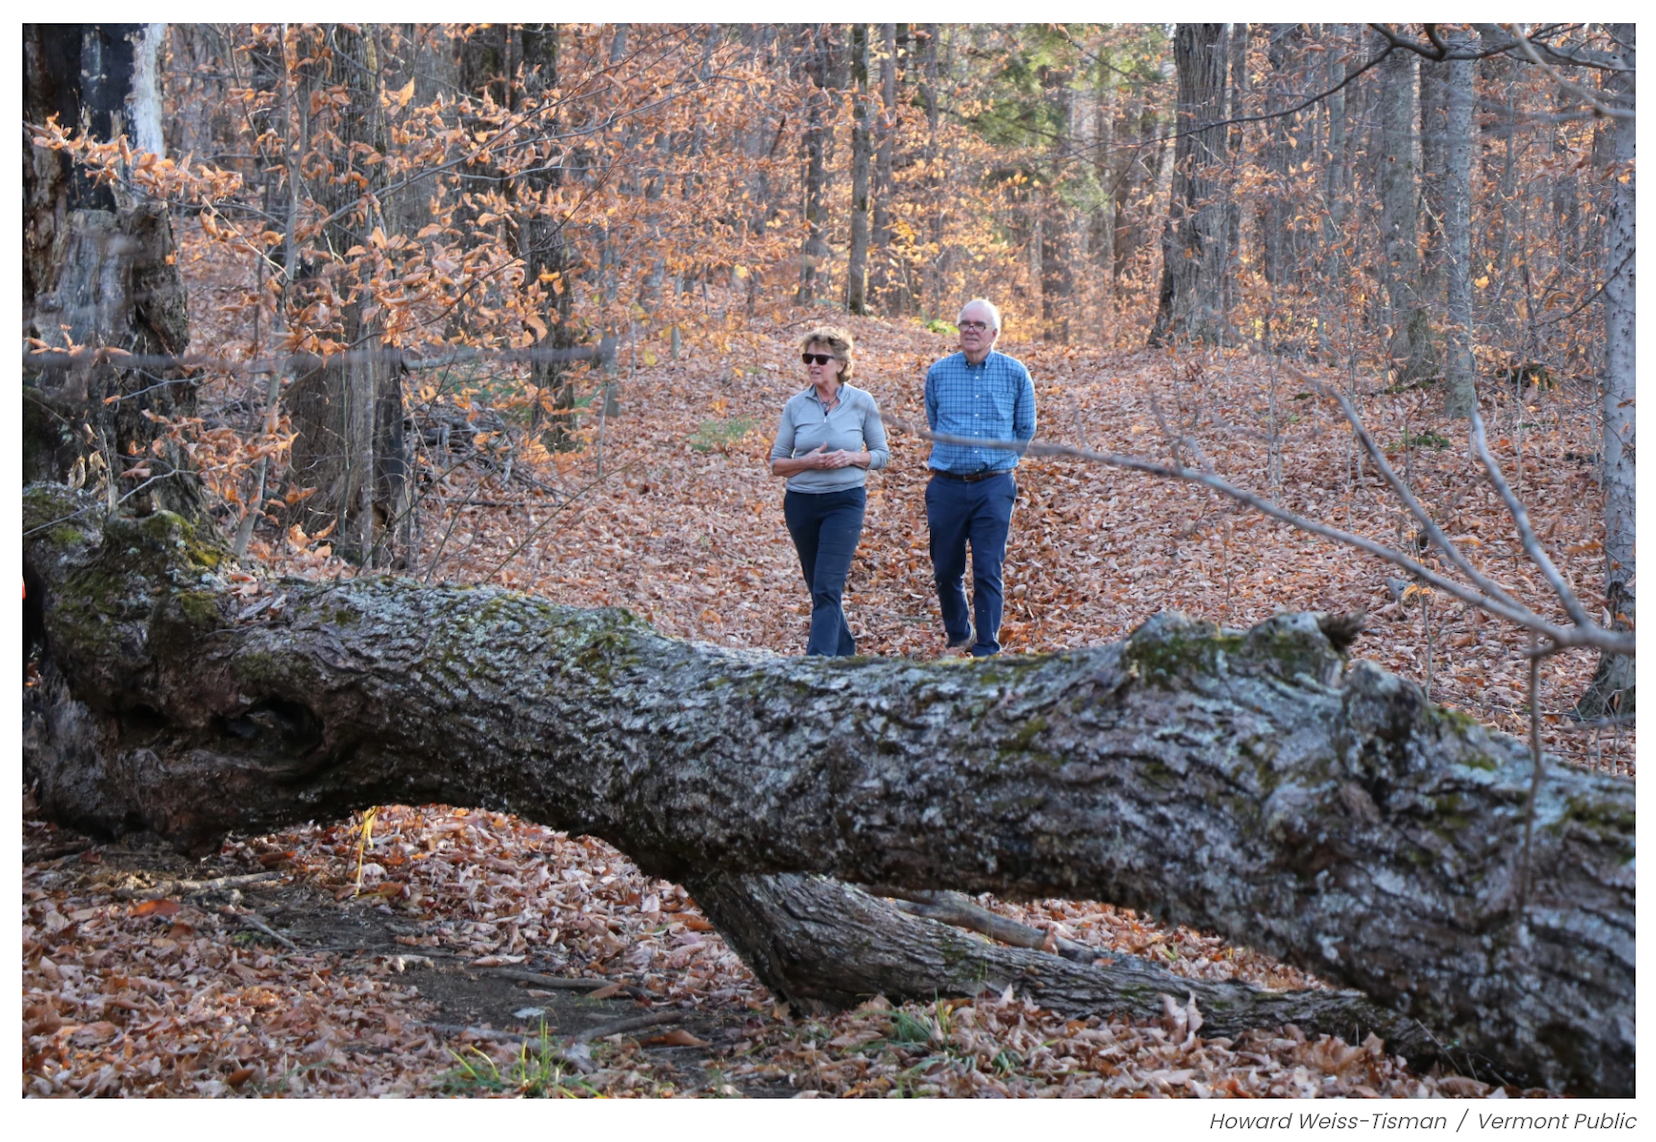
22, 23, 205, 523
1149, 23, 1229, 346
1376, 45, 1435, 383
1579, 24, 1636, 720
283, 25, 409, 567
21, 491, 1636, 1095
1441, 40, 1476, 417
796, 27, 834, 306
845, 24, 871, 316
690, 873, 1439, 1062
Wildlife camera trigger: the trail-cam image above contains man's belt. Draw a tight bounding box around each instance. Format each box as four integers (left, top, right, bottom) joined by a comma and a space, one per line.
931, 468, 1007, 483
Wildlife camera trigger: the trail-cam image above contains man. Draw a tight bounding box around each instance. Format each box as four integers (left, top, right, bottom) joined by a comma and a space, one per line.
923, 298, 1036, 657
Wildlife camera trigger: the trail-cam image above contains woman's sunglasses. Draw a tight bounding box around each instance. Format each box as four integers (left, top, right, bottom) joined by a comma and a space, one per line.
801, 353, 836, 366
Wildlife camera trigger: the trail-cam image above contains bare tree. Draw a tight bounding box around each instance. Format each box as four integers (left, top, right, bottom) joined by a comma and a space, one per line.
1375, 42, 1435, 382
796, 25, 834, 306
1442, 32, 1477, 415
283, 25, 410, 566
1578, 22, 1636, 718
1149, 23, 1229, 345
845, 24, 872, 315
868, 23, 903, 313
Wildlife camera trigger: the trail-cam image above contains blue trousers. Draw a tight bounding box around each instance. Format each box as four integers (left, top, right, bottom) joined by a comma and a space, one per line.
926, 471, 1016, 656
783, 487, 866, 656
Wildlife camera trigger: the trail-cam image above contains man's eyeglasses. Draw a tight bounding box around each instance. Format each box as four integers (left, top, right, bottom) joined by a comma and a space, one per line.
801, 352, 836, 366
958, 320, 992, 332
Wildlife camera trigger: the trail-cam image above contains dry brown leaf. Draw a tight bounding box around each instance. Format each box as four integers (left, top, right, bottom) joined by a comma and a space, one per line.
644, 1028, 711, 1048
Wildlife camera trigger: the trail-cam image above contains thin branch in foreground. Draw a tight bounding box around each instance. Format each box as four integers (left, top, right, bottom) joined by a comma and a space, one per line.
1469, 408, 1595, 631
1294, 368, 1527, 617
878, 414, 1632, 658
1503, 23, 1635, 119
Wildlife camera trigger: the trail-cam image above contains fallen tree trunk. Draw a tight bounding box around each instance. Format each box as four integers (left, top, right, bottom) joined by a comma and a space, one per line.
21, 489, 1635, 1094
689, 874, 1442, 1059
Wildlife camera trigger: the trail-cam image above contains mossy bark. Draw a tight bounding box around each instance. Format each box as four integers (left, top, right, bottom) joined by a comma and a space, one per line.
22, 496, 1636, 1095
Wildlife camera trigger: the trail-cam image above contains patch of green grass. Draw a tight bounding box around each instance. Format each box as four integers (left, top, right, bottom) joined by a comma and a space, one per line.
438, 1023, 600, 1098
1389, 431, 1452, 452
890, 1009, 935, 1044
925, 319, 959, 336
689, 415, 755, 453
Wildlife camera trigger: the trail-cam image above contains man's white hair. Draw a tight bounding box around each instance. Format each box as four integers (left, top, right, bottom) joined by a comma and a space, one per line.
958, 298, 1002, 331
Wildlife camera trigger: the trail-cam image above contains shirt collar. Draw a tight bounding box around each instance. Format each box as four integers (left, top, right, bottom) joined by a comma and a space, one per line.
804, 383, 852, 408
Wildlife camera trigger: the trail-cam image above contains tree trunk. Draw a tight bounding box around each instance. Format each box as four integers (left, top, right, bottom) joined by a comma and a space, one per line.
845, 24, 872, 315
796, 26, 833, 307
919, 25, 943, 314
1441, 40, 1477, 417
1148, 23, 1229, 346
1090, 56, 1117, 315
1260, 24, 1295, 294
283, 25, 408, 566
868, 23, 903, 315
517, 24, 586, 447
1376, 44, 1435, 383
1320, 27, 1352, 288
1578, 25, 1636, 720
21, 493, 1636, 1095
1040, 66, 1074, 345
22, 23, 206, 524
1113, 90, 1155, 305
1418, 54, 1448, 309
1220, 23, 1248, 337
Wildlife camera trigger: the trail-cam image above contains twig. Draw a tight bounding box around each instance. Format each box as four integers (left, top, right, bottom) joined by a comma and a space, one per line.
1552, 712, 1637, 734
869, 884, 1095, 964
420, 1009, 687, 1076
423, 1009, 687, 1048
569, 1009, 685, 1046
487, 967, 622, 991
22, 838, 94, 862
231, 910, 299, 950
113, 870, 285, 901
422, 473, 488, 583
1503, 23, 1634, 119
22, 342, 608, 377
1469, 409, 1594, 629
1297, 371, 1526, 617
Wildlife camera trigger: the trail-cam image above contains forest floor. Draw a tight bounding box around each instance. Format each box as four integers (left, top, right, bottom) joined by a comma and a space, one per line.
23, 304, 1623, 1097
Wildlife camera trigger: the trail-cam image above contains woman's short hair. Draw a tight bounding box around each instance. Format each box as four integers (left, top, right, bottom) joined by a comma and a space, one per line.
799, 325, 856, 383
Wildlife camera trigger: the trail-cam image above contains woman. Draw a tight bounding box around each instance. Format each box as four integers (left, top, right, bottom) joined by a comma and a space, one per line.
769, 326, 890, 656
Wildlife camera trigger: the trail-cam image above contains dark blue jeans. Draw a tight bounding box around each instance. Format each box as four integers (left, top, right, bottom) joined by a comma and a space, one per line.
783, 486, 866, 656
926, 471, 1016, 655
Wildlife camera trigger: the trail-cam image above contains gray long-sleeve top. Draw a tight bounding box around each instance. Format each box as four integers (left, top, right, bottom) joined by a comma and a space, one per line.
769, 382, 891, 493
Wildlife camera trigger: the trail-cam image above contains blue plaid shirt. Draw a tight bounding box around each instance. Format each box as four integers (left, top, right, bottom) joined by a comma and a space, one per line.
923, 350, 1037, 474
